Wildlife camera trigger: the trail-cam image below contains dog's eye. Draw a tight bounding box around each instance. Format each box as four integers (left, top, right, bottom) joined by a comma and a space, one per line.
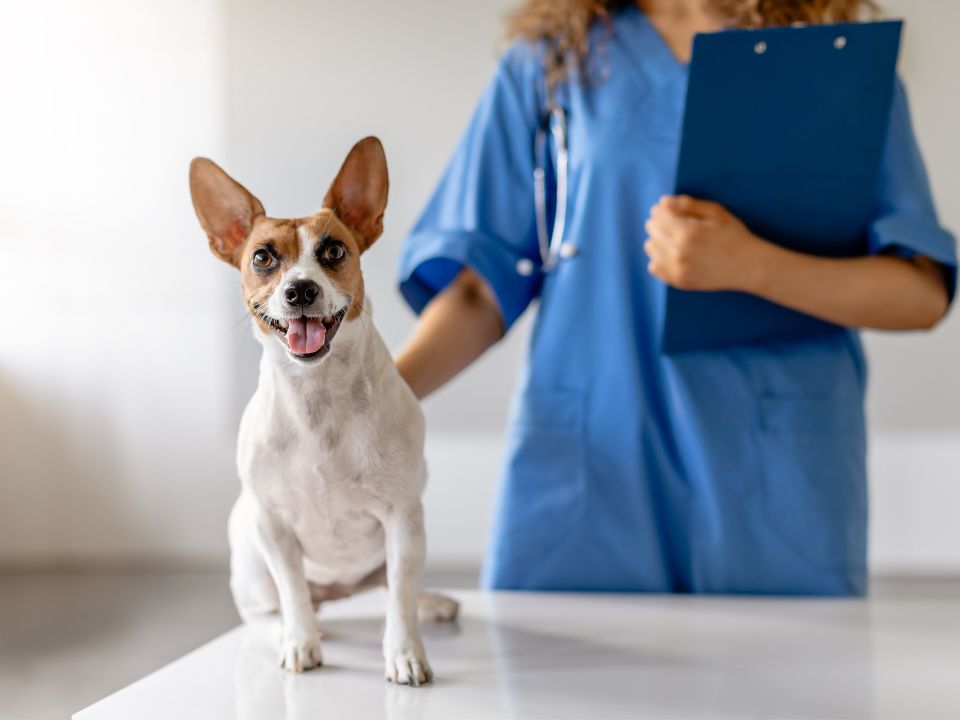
252, 249, 276, 270
321, 242, 346, 263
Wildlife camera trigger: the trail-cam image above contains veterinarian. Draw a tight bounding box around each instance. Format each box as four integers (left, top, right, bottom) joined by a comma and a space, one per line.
395, 0, 956, 594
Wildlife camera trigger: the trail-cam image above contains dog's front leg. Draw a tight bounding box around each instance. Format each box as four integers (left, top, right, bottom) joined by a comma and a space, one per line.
382, 501, 432, 686
252, 510, 322, 672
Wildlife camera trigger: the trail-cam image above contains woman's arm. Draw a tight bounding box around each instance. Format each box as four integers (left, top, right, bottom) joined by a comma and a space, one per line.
740, 244, 948, 330
395, 268, 505, 399
644, 195, 951, 330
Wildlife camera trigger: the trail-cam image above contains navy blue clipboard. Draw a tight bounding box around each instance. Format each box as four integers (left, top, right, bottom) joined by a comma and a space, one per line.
661, 20, 903, 354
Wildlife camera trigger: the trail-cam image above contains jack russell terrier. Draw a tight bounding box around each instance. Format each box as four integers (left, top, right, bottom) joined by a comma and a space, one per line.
189, 137, 457, 685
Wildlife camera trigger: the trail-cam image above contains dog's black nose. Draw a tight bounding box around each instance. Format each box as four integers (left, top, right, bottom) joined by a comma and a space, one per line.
284, 279, 320, 308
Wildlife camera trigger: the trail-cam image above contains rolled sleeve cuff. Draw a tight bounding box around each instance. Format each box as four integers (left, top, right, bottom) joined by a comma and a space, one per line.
398, 229, 541, 332
868, 215, 958, 303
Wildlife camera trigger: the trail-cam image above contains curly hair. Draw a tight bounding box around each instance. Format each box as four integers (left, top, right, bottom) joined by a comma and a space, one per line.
506, 0, 878, 89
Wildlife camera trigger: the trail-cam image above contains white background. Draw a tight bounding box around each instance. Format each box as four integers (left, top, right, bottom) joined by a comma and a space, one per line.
0, 0, 957, 575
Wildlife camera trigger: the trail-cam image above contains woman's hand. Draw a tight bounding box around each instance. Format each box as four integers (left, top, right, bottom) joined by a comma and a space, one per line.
644, 194, 766, 292
643, 194, 950, 330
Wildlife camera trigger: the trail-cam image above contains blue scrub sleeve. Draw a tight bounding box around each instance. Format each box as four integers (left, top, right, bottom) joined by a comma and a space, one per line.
398, 46, 544, 332
868, 78, 957, 302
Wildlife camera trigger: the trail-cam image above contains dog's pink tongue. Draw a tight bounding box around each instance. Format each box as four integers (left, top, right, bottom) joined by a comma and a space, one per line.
287, 317, 326, 355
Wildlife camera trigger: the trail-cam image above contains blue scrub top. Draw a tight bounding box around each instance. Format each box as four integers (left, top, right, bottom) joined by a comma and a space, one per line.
398, 7, 957, 595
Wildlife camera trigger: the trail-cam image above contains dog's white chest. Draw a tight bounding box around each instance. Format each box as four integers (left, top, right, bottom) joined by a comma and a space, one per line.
235, 323, 425, 585
240, 404, 387, 571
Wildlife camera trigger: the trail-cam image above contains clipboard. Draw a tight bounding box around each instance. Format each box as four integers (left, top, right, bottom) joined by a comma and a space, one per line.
661, 19, 903, 354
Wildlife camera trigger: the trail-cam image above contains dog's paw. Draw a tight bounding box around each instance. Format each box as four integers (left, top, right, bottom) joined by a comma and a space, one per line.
279, 633, 322, 673
384, 648, 433, 687
418, 591, 460, 623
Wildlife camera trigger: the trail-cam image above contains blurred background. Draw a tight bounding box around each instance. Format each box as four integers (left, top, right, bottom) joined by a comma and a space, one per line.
1, 0, 958, 717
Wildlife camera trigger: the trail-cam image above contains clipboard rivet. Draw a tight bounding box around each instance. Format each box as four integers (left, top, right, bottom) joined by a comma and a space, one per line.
754, 41, 767, 54
516, 258, 535, 276
834, 36, 847, 49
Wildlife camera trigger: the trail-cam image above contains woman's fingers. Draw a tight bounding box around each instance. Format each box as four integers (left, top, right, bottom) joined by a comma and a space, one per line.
661, 194, 724, 220
648, 207, 681, 246
649, 205, 700, 250
643, 236, 669, 264
643, 221, 675, 280
645, 214, 670, 242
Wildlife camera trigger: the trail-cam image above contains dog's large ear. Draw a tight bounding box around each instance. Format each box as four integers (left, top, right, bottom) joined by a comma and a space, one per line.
323, 137, 388, 253
189, 158, 265, 267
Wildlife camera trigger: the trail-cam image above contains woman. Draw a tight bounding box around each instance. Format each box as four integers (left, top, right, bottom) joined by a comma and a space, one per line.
395, 0, 956, 594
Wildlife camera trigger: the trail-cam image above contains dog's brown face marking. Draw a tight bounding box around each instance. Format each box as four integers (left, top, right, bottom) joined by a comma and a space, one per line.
189, 137, 388, 351
236, 213, 367, 334
297, 213, 366, 322
237, 219, 300, 334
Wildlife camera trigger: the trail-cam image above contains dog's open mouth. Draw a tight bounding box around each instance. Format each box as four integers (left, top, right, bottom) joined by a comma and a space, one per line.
266, 307, 347, 361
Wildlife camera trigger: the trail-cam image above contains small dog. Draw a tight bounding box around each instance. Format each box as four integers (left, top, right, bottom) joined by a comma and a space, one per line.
189, 137, 456, 685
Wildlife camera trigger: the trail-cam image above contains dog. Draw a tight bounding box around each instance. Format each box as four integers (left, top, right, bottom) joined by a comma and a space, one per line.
189, 137, 457, 685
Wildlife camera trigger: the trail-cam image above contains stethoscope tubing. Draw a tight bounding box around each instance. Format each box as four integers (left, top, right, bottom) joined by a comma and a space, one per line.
533, 106, 569, 272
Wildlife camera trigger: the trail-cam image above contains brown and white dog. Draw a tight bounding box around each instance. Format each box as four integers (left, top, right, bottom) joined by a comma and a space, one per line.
189, 137, 457, 685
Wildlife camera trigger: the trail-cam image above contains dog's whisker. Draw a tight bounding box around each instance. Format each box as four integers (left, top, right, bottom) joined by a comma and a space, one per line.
358, 303, 377, 322
226, 313, 253, 334
318, 197, 341, 240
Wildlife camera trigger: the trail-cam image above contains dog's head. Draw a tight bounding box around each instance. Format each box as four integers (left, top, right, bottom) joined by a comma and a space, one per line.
189, 137, 387, 365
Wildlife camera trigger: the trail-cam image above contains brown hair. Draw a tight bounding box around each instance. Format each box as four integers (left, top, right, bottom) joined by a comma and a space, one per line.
507, 0, 877, 89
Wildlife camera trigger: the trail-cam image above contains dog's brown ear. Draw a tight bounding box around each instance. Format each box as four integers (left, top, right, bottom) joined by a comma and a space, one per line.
323, 137, 388, 253
189, 158, 265, 267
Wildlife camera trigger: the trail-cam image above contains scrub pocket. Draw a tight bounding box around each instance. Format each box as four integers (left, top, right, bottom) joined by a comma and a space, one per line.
757, 394, 867, 574
497, 389, 587, 564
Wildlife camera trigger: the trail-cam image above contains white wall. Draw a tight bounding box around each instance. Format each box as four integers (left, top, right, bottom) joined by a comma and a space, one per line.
860, 0, 960, 576
0, 0, 235, 562
0, 0, 957, 575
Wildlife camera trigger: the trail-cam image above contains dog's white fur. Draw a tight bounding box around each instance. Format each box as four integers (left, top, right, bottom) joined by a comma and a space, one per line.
231, 293, 456, 682
193, 144, 457, 685
229, 304, 430, 678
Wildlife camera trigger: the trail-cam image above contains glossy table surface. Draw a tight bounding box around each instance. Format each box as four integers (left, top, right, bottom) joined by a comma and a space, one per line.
74, 587, 960, 719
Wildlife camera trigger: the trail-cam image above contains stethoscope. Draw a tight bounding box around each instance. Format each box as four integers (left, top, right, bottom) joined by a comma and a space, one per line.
532, 106, 572, 273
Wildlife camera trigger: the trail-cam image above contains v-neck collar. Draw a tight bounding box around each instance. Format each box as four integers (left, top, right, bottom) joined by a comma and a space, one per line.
613, 5, 689, 91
